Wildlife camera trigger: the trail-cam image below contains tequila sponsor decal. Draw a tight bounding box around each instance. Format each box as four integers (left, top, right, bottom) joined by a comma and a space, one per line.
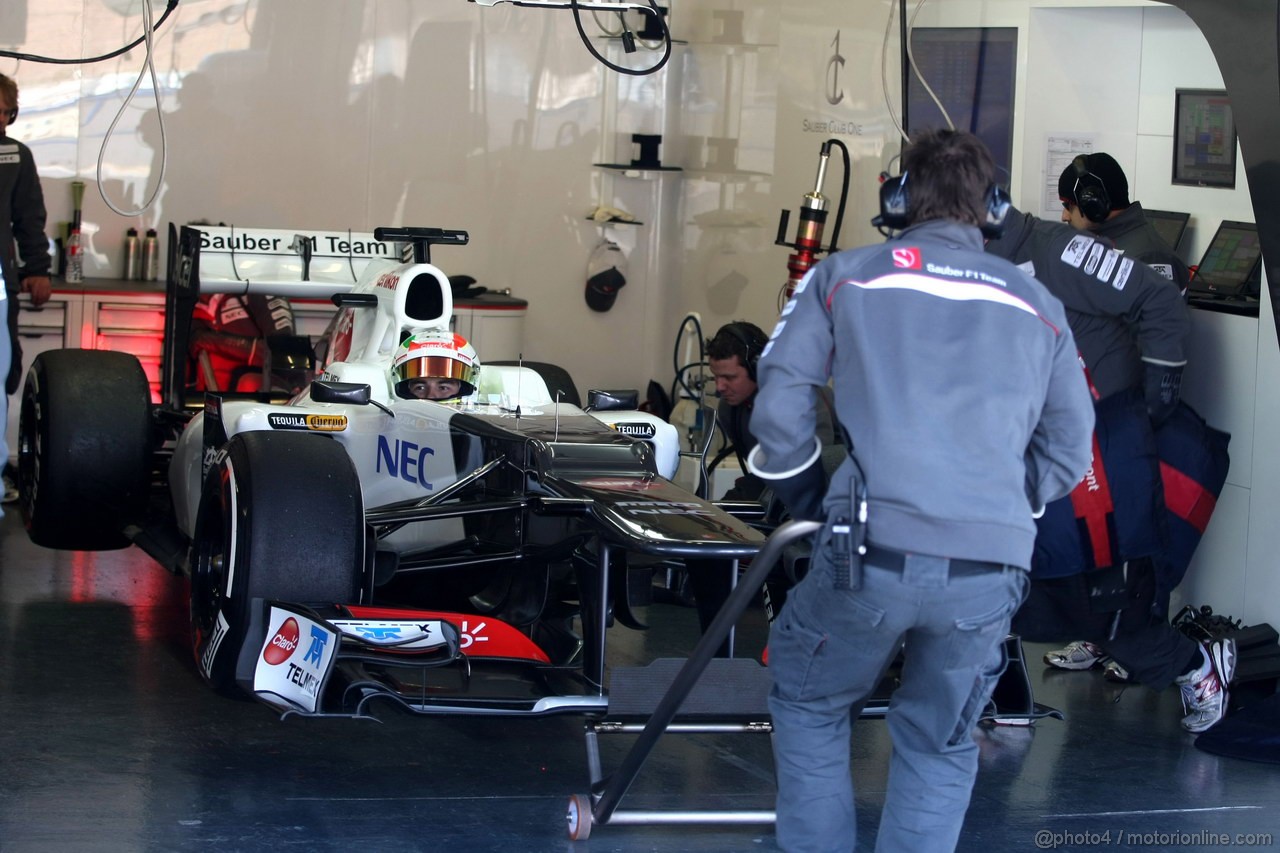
268, 413, 348, 432
612, 422, 657, 440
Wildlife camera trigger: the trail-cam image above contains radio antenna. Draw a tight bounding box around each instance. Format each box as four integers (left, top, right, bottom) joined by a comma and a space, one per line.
515, 352, 523, 420
553, 389, 565, 440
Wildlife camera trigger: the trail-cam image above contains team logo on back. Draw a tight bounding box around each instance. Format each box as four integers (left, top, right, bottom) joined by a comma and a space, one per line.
892, 247, 921, 270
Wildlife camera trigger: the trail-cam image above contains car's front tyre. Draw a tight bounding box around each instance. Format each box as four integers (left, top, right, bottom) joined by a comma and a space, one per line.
190, 430, 365, 691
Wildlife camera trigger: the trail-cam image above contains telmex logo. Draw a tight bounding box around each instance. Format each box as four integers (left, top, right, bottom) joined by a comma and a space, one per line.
268, 413, 348, 432
264, 617, 300, 666
614, 422, 656, 439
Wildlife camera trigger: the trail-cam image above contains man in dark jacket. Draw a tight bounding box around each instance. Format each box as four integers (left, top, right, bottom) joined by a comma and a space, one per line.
1059, 152, 1190, 295
987, 206, 1235, 733
1, 73, 51, 503
706, 321, 772, 501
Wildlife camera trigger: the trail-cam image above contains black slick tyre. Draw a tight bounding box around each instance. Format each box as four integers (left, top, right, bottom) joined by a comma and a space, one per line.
190, 430, 364, 692
18, 349, 153, 550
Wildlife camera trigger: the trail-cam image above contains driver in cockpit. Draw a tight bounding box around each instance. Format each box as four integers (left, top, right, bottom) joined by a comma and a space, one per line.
391, 329, 481, 401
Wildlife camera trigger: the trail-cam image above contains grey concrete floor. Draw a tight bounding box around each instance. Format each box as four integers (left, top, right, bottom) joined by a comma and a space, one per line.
1, 508, 1278, 852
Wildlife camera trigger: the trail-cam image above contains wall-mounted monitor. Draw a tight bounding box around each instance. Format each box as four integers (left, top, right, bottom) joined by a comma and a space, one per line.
1143, 208, 1190, 254
1189, 220, 1262, 298
1173, 89, 1237, 189
906, 27, 1018, 184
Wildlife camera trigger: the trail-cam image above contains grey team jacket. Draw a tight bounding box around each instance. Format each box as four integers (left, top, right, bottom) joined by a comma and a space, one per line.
986, 207, 1188, 400
0, 133, 50, 295
1090, 202, 1190, 295
749, 219, 1096, 571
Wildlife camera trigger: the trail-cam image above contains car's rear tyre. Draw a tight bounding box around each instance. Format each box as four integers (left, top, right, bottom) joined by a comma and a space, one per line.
190, 430, 364, 691
18, 350, 153, 550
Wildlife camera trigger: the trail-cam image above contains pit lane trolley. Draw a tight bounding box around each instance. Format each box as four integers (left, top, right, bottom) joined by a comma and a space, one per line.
563, 519, 1059, 840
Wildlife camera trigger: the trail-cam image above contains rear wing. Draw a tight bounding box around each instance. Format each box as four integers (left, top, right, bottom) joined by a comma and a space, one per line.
161, 223, 467, 410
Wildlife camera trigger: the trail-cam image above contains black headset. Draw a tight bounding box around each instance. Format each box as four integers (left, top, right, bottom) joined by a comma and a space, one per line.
718, 322, 767, 381
872, 170, 1012, 238
1069, 155, 1111, 224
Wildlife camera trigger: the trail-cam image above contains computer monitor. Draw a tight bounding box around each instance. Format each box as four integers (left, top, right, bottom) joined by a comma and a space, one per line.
1189, 220, 1262, 298
1143, 208, 1190, 254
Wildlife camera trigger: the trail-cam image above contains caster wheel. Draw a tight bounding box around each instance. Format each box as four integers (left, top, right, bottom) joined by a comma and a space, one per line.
566, 793, 593, 840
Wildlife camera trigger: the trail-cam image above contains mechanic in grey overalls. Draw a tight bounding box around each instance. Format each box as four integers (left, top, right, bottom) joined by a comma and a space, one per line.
748, 129, 1095, 853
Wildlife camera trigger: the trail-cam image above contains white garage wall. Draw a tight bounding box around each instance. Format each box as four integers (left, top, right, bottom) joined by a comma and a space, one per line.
5, 0, 1275, 625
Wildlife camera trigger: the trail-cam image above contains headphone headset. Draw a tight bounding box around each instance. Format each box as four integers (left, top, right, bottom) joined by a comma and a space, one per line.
718, 322, 767, 382
1070, 155, 1111, 224
872, 170, 1012, 239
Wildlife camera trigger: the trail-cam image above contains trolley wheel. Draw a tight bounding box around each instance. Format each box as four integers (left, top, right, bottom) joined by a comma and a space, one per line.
566, 793, 593, 841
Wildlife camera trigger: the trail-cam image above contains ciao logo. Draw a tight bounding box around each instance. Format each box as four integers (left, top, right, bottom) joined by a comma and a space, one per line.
263, 617, 300, 666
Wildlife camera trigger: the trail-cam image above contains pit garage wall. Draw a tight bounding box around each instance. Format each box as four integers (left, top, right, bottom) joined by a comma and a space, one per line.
1015, 2, 1278, 631
767, 0, 1277, 629
6, 0, 1275, 626
8, 1, 668, 398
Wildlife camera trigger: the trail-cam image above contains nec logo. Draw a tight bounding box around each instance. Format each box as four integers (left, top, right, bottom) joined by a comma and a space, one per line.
376, 435, 435, 489
892, 248, 921, 269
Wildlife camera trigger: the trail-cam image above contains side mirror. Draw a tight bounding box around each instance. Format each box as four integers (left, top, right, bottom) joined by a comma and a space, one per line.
585, 388, 639, 411
312, 380, 372, 405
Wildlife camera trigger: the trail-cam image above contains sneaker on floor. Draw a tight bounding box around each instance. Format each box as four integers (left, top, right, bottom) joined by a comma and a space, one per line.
1, 474, 17, 505
1102, 657, 1134, 683
1043, 640, 1106, 671
1176, 638, 1237, 733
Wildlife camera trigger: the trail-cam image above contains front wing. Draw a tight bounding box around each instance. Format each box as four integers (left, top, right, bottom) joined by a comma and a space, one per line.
247, 602, 608, 717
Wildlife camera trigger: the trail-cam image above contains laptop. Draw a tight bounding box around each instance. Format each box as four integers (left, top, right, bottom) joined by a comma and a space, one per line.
1143, 208, 1190, 255
1188, 220, 1262, 299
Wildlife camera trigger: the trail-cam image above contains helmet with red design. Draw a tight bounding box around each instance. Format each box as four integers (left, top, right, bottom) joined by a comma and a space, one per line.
391, 329, 480, 401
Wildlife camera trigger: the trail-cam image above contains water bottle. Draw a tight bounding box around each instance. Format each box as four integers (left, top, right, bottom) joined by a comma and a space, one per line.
64, 228, 83, 284
122, 227, 140, 280
141, 228, 160, 280
66, 180, 85, 284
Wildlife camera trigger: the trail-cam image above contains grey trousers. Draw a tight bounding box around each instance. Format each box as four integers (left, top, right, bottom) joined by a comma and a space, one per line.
768, 548, 1027, 853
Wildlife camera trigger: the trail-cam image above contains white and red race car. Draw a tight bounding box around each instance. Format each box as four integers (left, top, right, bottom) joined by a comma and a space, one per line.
18, 224, 765, 717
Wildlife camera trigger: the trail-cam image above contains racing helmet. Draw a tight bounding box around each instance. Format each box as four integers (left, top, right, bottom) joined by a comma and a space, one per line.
392, 329, 480, 401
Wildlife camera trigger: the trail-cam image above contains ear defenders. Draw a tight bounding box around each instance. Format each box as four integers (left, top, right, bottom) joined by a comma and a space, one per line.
720, 322, 767, 382
872, 171, 911, 231
872, 170, 1011, 239
1070, 155, 1111, 224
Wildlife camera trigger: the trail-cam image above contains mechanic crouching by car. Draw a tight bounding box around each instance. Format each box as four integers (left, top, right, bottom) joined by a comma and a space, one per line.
747, 129, 1095, 853
686, 321, 840, 637
391, 329, 480, 401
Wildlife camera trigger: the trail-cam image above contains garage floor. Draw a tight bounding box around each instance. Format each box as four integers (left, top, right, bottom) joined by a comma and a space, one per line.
2, 508, 1279, 853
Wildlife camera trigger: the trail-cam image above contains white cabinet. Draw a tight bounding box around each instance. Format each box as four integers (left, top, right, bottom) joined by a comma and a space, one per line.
5, 293, 72, 464
82, 294, 166, 401
5, 285, 165, 465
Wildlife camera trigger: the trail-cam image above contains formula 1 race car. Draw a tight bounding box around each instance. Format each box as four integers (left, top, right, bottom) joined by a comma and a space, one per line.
18, 224, 765, 717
